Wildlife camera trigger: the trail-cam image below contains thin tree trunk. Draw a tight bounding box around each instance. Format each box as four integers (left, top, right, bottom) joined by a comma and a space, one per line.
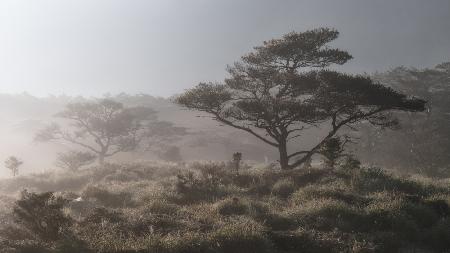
278, 140, 291, 170
98, 154, 105, 165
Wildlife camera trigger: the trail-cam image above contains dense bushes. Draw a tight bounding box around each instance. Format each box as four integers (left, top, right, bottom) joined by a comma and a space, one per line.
13, 191, 72, 243
1, 162, 450, 253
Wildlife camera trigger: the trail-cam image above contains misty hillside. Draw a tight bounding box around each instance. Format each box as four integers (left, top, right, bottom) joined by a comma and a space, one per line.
0, 93, 281, 178
1, 1, 450, 252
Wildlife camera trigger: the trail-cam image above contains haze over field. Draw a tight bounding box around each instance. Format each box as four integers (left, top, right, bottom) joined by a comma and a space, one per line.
0, 0, 448, 178
0, 1, 450, 253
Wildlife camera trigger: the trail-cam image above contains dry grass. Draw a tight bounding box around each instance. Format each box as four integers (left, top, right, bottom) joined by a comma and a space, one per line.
1, 162, 450, 252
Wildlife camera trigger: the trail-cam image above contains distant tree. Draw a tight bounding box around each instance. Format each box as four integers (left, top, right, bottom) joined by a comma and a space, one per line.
5, 156, 23, 177
55, 150, 96, 171
36, 99, 186, 164
357, 62, 450, 176
176, 28, 426, 170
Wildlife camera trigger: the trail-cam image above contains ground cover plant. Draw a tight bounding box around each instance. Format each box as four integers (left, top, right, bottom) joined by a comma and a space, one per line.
1, 161, 449, 253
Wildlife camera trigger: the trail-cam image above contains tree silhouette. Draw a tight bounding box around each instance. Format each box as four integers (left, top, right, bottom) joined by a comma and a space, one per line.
359, 62, 450, 176
176, 28, 426, 169
36, 99, 185, 164
5, 156, 23, 177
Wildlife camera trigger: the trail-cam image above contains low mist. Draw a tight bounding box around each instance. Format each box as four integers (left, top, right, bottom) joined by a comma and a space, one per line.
0, 1, 449, 252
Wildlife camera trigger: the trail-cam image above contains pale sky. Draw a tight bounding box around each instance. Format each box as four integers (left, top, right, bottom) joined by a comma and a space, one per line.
0, 0, 449, 97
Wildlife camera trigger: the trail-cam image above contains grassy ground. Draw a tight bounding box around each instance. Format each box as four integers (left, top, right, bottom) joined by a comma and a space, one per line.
0, 161, 449, 253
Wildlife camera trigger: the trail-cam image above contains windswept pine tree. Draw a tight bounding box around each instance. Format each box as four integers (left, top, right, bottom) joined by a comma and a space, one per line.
176, 28, 426, 170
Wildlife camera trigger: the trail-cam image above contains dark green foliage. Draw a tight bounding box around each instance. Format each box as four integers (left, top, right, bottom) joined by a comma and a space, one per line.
13, 190, 72, 243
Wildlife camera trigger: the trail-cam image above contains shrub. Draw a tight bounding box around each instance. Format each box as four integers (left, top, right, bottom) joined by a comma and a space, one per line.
1, 240, 50, 253
269, 230, 334, 253
215, 197, 248, 216
362, 196, 420, 240
423, 218, 450, 251
142, 199, 179, 216
83, 207, 126, 224
13, 190, 72, 243
291, 184, 368, 206
271, 178, 295, 198
231, 173, 258, 188
82, 186, 135, 208
287, 199, 362, 232
291, 168, 331, 187
351, 167, 438, 196
174, 171, 226, 204
193, 162, 229, 181
211, 218, 273, 253
159, 233, 211, 253
53, 234, 92, 253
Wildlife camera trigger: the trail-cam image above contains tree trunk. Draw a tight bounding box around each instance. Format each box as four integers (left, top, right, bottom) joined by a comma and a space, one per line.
278, 141, 291, 170
98, 153, 105, 165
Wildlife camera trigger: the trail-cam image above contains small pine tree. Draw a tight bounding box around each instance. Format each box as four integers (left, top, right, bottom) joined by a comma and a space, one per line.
232, 152, 242, 174
319, 136, 351, 168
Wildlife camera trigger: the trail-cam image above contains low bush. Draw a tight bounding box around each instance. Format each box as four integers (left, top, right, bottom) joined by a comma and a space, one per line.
82, 186, 135, 208
210, 217, 273, 253
271, 178, 296, 198
173, 171, 227, 204
215, 197, 249, 216
287, 198, 363, 232
1, 162, 450, 253
13, 190, 72, 243
423, 218, 450, 252
142, 199, 179, 216
291, 183, 368, 206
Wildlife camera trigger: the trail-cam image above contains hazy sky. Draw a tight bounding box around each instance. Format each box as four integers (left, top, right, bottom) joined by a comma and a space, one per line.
0, 0, 449, 97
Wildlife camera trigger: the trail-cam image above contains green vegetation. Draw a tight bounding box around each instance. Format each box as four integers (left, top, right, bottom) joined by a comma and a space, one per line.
1, 162, 449, 253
